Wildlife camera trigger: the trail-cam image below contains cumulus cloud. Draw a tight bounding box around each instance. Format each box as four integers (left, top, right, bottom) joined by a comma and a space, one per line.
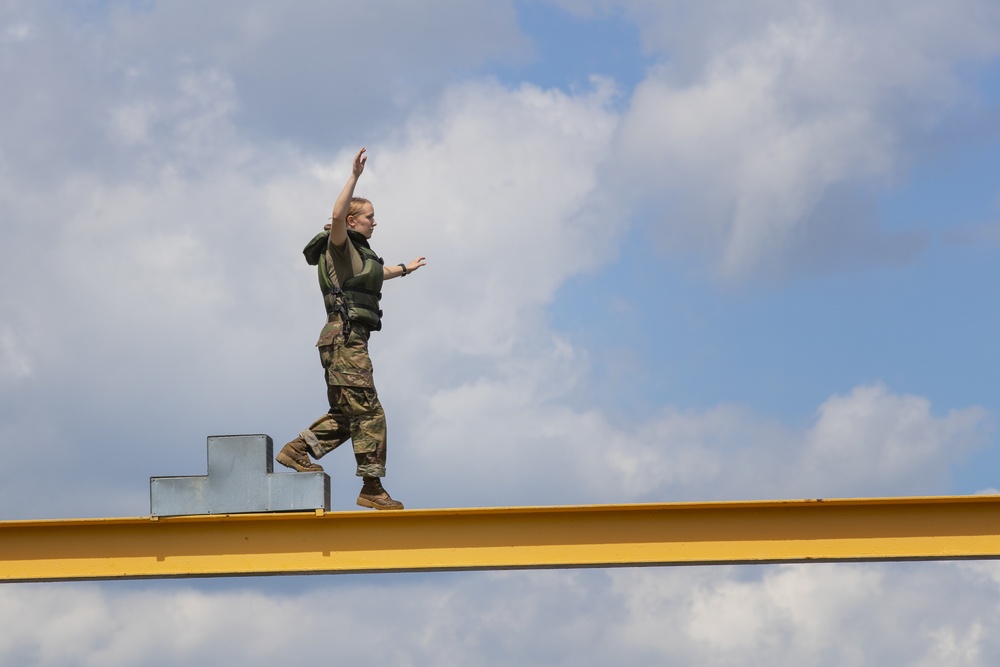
0, 11, 990, 518
611, 562, 1000, 665
0, 325, 31, 380
5, 0, 998, 284
368, 77, 620, 359
4, 562, 1000, 666
0, 0, 527, 179
408, 379, 989, 507
607, 0, 1000, 277
2, 3, 998, 666
0, 64, 624, 518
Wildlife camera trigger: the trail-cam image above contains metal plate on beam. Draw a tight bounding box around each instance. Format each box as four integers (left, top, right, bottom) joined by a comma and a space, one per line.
150, 434, 329, 516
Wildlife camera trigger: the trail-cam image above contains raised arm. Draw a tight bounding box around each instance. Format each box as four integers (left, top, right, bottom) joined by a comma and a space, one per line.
328, 147, 367, 248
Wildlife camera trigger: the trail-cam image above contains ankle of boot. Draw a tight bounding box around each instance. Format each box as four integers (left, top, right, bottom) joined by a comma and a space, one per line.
361, 476, 384, 493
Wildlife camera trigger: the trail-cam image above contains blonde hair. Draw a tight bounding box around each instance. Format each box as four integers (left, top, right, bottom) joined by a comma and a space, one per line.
347, 197, 371, 220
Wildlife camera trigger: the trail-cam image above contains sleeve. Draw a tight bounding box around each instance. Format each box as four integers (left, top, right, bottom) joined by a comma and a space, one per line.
325, 240, 362, 288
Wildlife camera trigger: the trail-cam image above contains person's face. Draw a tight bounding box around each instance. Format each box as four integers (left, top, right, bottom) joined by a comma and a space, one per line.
348, 202, 376, 238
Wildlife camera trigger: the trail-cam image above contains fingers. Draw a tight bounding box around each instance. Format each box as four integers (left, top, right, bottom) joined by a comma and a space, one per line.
353, 147, 367, 174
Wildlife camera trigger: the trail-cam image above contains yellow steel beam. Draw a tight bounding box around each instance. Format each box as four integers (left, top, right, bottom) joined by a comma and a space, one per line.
3, 495, 1000, 582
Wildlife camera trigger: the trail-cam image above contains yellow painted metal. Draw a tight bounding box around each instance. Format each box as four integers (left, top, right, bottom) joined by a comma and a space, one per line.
3, 495, 1000, 582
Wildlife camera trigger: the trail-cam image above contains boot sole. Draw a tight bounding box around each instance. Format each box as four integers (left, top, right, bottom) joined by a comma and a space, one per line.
357, 497, 405, 510
276, 452, 324, 473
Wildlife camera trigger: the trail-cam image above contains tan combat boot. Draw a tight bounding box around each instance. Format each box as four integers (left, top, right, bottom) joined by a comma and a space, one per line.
357, 476, 404, 510
276, 436, 324, 473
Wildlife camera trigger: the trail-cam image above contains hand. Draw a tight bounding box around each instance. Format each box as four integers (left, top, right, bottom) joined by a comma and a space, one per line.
353, 147, 367, 178
406, 257, 427, 274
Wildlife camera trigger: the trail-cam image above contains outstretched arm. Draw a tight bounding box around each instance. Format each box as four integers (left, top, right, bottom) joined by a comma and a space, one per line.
328, 147, 367, 248
384, 256, 427, 280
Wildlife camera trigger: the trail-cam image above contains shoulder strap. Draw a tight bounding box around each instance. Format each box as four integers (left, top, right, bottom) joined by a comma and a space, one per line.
317, 253, 337, 296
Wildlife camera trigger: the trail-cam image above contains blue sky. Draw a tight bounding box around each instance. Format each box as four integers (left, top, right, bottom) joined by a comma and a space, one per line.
4, 0, 1000, 664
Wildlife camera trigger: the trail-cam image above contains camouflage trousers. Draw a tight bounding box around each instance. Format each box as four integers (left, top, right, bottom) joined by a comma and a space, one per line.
299, 320, 387, 478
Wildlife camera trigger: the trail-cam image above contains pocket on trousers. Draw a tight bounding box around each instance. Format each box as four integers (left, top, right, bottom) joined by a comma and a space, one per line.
315, 321, 342, 348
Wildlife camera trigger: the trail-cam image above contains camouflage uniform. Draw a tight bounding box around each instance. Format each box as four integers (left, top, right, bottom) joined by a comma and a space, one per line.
297, 319, 387, 477
295, 229, 389, 478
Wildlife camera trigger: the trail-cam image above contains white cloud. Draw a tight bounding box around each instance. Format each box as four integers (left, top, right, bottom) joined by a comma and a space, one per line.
610, 562, 1000, 665
2, 20, 31, 42
0, 325, 32, 380
406, 373, 989, 508
4, 561, 1000, 666
1, 3, 999, 665
5, 0, 998, 280
371, 77, 620, 356
0, 68, 625, 516
0, 0, 528, 185
608, 0, 1000, 277
914, 623, 984, 667
801, 384, 992, 491
617, 565, 881, 659
3, 59, 985, 513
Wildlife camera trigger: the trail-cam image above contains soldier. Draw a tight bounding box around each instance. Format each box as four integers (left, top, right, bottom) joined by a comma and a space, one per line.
277, 147, 426, 510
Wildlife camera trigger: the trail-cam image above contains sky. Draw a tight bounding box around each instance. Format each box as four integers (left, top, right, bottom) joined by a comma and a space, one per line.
3, 0, 1000, 664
